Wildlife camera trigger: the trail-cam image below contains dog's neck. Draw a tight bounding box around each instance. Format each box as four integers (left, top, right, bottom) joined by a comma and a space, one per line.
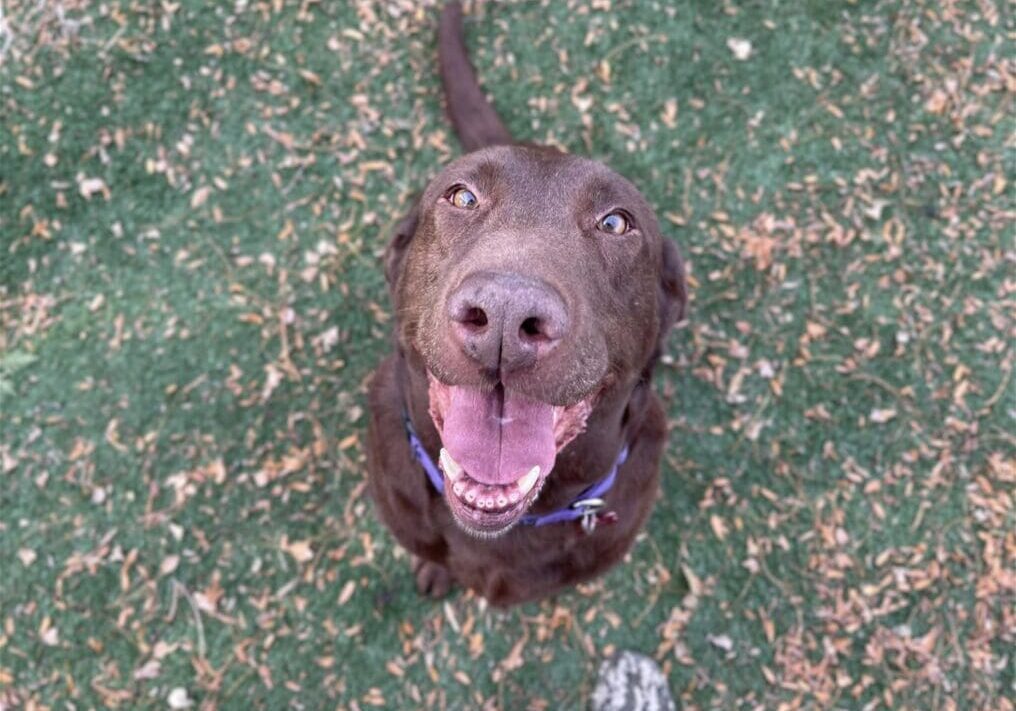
394, 348, 648, 514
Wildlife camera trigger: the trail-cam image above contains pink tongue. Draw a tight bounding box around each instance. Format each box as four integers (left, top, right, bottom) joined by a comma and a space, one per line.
441, 386, 557, 485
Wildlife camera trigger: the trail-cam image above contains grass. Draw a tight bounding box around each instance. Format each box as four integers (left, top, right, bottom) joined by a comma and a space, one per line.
1, 0, 1012, 709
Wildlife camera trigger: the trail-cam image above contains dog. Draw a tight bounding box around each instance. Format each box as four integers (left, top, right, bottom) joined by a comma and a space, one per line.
366, 1, 687, 607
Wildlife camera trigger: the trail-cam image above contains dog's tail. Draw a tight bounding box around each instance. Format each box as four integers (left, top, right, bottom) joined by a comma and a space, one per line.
438, 2, 513, 152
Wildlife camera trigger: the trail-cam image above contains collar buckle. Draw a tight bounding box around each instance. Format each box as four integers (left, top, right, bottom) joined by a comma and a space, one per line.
572, 497, 607, 534
571, 497, 607, 513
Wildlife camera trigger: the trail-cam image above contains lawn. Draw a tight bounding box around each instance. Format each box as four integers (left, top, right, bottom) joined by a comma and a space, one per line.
1, 0, 1012, 709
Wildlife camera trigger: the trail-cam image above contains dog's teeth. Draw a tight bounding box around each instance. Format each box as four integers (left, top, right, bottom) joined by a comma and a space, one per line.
453, 482, 464, 496
517, 466, 541, 495
508, 490, 520, 503
464, 489, 476, 503
497, 495, 507, 508
439, 448, 462, 480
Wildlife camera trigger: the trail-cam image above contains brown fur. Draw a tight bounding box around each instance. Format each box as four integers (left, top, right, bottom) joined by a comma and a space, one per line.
366, 2, 687, 607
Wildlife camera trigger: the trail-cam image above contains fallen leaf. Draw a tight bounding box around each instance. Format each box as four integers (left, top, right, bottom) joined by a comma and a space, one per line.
160, 555, 180, 576
661, 98, 678, 128
190, 186, 212, 208
925, 89, 949, 114
710, 514, 729, 540
167, 687, 193, 709
133, 659, 161, 680
298, 69, 322, 86
282, 537, 314, 564
708, 633, 734, 652
78, 176, 108, 199
39, 619, 59, 646
727, 37, 752, 60
870, 408, 897, 424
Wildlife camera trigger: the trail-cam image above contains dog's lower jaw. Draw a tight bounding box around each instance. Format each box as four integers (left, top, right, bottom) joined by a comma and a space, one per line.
445, 474, 549, 539
452, 517, 515, 539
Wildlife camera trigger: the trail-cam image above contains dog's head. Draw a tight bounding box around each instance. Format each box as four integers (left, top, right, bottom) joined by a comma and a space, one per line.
386, 145, 686, 536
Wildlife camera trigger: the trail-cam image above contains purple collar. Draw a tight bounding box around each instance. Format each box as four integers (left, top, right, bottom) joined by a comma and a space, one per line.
403, 413, 628, 533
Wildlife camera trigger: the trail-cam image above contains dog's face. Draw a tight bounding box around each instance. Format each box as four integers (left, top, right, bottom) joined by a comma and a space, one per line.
387, 145, 686, 536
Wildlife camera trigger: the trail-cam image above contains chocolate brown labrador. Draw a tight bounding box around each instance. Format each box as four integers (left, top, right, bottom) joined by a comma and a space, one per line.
367, 2, 687, 607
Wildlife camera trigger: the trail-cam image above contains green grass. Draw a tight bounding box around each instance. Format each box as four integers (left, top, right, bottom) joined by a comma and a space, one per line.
1, 0, 1012, 708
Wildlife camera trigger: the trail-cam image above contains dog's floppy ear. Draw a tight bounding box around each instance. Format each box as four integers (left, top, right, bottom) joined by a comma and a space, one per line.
383, 202, 420, 293
658, 238, 688, 330
645, 238, 688, 377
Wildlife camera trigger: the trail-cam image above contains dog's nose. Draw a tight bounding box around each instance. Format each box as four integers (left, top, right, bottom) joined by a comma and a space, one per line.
447, 272, 569, 374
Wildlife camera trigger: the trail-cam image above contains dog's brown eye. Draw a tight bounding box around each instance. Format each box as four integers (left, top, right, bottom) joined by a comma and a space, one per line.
448, 187, 478, 209
598, 212, 629, 235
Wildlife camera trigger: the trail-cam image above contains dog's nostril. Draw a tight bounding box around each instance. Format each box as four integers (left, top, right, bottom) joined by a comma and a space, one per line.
462, 306, 488, 329
520, 317, 545, 341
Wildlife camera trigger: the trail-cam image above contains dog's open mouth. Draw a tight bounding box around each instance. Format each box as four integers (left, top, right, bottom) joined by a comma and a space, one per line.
428, 376, 592, 536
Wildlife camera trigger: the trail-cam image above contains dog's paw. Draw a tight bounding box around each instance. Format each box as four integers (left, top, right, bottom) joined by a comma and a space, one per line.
411, 556, 453, 599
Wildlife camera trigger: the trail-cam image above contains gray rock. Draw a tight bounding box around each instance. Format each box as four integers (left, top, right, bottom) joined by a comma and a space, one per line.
590, 651, 676, 711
